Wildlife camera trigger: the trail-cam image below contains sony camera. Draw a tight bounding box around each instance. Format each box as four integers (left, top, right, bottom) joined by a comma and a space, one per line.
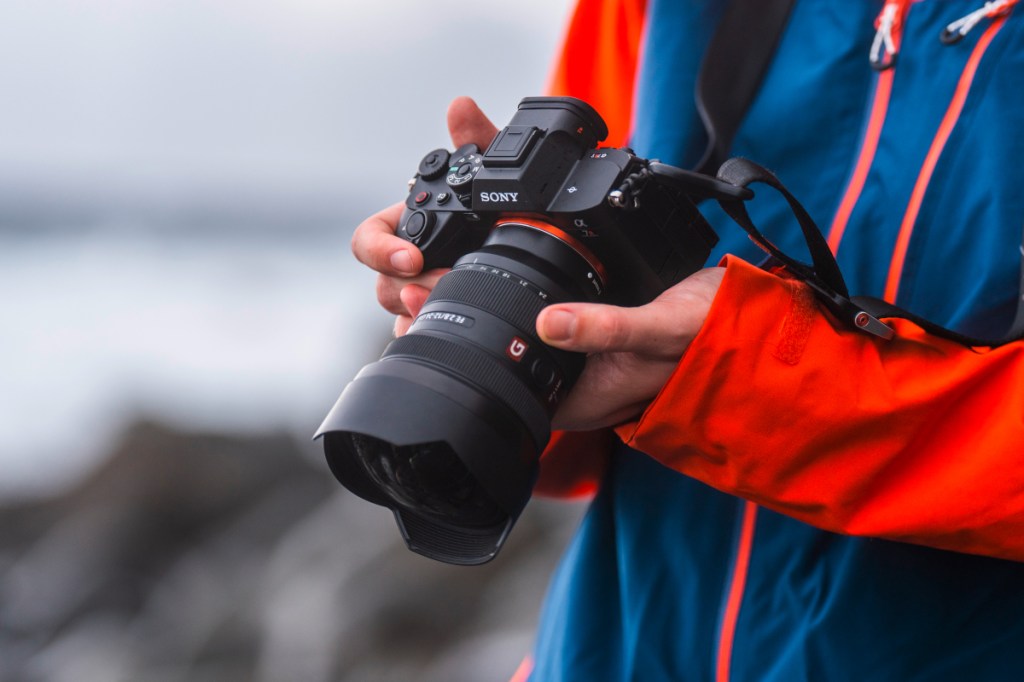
316, 96, 738, 565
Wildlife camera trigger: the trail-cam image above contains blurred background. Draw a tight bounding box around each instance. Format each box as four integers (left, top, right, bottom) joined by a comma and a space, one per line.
0, 1, 587, 680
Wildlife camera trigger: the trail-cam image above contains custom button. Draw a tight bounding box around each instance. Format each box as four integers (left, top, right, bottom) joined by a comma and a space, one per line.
436, 192, 451, 205
531, 358, 556, 388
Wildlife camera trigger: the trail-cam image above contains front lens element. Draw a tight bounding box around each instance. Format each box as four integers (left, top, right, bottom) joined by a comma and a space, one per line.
348, 433, 506, 528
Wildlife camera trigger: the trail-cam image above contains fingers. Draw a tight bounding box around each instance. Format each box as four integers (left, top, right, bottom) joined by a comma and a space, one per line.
394, 315, 414, 338
447, 96, 499, 150
537, 301, 687, 357
351, 202, 423, 277
376, 270, 447, 316
393, 283, 437, 337
399, 283, 432, 319
352, 97, 496, 340
352, 98, 496, 279
551, 352, 678, 431
536, 268, 725, 357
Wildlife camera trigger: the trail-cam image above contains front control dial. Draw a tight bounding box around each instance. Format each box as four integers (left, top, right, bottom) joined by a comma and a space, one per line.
417, 148, 450, 181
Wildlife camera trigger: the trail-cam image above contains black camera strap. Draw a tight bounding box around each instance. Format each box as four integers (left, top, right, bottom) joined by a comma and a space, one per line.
694, 0, 797, 176
715, 157, 1024, 347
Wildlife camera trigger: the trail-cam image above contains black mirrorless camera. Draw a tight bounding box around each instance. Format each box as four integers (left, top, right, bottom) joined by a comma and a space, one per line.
316, 96, 745, 565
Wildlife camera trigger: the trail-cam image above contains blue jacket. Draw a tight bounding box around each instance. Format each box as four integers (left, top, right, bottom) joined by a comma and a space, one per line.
530, 1, 1024, 680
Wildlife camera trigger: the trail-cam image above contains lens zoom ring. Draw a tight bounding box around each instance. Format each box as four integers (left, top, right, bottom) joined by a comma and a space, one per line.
382, 333, 545, 428
428, 268, 548, 335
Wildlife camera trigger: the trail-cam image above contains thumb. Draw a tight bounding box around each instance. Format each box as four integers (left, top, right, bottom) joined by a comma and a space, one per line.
536, 268, 724, 354
447, 96, 499, 150
535, 302, 683, 356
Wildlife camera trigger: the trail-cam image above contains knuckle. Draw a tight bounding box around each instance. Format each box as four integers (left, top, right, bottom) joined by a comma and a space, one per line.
351, 228, 381, 269
374, 275, 390, 304
350, 226, 367, 263
352, 208, 403, 272
593, 312, 630, 350
375, 276, 402, 313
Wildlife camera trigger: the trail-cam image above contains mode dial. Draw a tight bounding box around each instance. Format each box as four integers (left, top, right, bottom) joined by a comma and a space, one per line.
446, 149, 483, 193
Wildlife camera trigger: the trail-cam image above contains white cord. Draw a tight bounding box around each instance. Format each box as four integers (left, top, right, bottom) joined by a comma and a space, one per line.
944, 0, 1019, 42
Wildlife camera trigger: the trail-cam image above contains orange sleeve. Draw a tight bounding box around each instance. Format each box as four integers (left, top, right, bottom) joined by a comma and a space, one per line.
614, 255, 1024, 561
534, 0, 648, 498
546, 0, 648, 147
535, 429, 617, 498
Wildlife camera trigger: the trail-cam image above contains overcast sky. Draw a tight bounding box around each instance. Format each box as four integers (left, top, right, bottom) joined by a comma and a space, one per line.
0, 1, 578, 494
0, 0, 574, 211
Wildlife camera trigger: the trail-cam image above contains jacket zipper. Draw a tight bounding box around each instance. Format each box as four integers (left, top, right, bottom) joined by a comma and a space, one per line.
831, 0, 1015, 303
884, 3, 1017, 301
830, 0, 1016, 302
827, 0, 913, 254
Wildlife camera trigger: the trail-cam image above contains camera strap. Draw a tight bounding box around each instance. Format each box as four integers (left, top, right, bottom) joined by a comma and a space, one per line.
694, 0, 798, 176
692, 2, 1024, 346
715, 157, 1024, 347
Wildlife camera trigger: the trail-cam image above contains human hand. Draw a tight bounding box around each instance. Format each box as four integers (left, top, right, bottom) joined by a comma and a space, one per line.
537, 267, 726, 432
350, 97, 499, 336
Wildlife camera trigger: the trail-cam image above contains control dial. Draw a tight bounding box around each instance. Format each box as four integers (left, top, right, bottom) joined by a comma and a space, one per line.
417, 148, 450, 181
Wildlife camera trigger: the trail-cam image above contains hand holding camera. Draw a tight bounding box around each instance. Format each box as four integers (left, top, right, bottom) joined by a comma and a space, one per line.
333, 96, 733, 564
351, 99, 498, 335
538, 264, 724, 431
351, 97, 725, 427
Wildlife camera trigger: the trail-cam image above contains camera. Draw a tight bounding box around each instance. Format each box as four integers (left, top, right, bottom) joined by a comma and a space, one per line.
316, 96, 736, 565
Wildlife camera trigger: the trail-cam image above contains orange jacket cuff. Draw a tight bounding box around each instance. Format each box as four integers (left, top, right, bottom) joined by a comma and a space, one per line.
618, 255, 1024, 561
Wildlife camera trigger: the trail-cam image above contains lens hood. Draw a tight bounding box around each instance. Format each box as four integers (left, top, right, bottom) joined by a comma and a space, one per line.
315, 358, 539, 565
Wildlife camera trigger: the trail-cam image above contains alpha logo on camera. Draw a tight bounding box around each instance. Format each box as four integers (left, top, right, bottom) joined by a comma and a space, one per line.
480, 191, 520, 203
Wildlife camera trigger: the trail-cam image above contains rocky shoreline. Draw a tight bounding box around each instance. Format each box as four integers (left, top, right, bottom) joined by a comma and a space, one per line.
0, 419, 585, 682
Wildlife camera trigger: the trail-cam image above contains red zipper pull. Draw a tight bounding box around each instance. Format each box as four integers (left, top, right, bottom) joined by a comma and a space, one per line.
871, 0, 912, 70
941, 0, 1020, 44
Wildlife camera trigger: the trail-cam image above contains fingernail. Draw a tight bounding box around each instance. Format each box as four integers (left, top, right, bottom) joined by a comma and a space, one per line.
542, 309, 576, 342
390, 250, 414, 274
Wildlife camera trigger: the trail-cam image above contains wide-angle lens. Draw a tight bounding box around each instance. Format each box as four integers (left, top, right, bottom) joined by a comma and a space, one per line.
348, 434, 506, 528
317, 220, 602, 564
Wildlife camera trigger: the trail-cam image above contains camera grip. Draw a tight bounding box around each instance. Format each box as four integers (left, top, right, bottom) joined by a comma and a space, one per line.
396, 208, 491, 271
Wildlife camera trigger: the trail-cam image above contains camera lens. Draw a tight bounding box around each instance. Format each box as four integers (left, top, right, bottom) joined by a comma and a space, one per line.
317, 220, 604, 564
347, 434, 506, 528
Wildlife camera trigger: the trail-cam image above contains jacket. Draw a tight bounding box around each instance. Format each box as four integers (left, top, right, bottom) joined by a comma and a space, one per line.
523, 0, 1024, 680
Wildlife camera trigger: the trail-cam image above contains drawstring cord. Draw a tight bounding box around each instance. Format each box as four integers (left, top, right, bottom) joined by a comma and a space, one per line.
870, 0, 913, 70
870, 0, 1019, 64
941, 0, 1020, 44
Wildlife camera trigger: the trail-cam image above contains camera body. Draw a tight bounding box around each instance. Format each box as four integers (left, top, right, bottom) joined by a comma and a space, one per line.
397, 97, 716, 306
317, 97, 719, 565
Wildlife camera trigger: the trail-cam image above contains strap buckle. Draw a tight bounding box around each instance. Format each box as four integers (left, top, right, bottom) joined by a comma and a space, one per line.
714, 157, 896, 341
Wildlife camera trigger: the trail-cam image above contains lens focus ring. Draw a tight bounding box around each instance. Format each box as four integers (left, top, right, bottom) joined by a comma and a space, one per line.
428, 267, 547, 335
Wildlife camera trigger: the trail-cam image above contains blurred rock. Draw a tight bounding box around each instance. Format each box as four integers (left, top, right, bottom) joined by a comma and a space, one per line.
0, 419, 585, 682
